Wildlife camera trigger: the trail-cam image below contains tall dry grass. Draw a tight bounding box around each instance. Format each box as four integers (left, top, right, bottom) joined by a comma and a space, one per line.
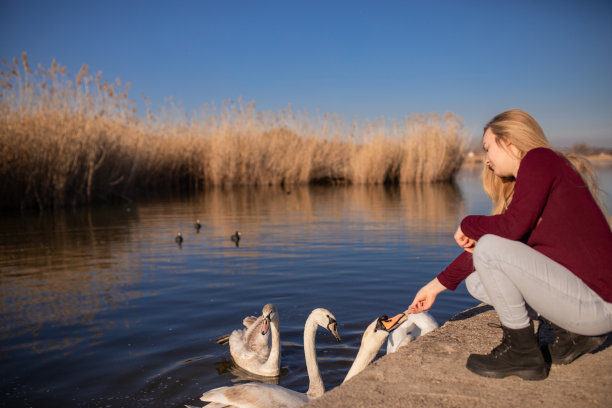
1, 53, 467, 209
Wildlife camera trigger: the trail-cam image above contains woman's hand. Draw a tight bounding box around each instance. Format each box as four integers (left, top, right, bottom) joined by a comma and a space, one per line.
408, 278, 447, 313
454, 225, 476, 253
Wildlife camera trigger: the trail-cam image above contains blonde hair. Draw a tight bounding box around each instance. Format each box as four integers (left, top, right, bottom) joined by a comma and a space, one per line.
482, 109, 603, 215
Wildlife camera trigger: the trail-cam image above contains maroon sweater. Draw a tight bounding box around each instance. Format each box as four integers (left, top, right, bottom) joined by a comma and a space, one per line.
437, 147, 612, 302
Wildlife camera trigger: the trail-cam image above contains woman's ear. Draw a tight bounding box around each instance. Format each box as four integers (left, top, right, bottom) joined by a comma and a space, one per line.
508, 142, 523, 159
504, 140, 522, 159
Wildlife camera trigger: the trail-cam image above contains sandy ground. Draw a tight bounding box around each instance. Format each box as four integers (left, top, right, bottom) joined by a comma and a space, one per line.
305, 305, 612, 408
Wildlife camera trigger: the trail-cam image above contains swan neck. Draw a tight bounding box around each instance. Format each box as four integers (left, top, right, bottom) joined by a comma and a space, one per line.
263, 318, 281, 370
344, 322, 388, 383
343, 344, 377, 383
304, 317, 324, 398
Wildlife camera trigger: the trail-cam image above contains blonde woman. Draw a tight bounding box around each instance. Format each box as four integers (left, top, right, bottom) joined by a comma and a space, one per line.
409, 109, 612, 381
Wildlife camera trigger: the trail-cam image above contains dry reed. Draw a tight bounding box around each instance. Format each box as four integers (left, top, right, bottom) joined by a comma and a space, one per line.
0, 53, 467, 210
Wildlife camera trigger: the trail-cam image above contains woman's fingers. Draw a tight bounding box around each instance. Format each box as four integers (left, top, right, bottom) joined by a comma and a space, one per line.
455, 225, 476, 252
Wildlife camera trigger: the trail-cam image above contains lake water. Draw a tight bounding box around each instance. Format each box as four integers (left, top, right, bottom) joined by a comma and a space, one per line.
1, 166, 611, 408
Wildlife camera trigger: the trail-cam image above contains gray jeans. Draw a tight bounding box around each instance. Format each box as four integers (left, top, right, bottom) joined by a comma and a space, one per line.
466, 234, 612, 335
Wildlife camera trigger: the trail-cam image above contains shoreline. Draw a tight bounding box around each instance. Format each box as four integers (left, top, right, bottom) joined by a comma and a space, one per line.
462, 152, 612, 169
305, 305, 612, 408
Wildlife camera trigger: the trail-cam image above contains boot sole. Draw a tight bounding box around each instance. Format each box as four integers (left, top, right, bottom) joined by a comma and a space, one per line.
467, 363, 548, 381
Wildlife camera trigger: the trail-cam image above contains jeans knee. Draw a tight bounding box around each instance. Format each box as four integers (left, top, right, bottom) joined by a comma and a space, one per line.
473, 234, 503, 265
465, 272, 488, 303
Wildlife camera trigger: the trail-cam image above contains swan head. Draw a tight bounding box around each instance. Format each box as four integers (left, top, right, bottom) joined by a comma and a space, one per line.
381, 311, 439, 333
377, 313, 407, 332
342, 314, 406, 383
360, 314, 406, 347
260, 304, 278, 335
310, 308, 341, 342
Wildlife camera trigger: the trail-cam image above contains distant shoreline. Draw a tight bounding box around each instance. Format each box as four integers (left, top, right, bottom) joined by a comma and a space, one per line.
462, 152, 612, 169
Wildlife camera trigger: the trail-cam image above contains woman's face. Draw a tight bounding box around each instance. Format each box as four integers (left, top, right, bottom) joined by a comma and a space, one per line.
483, 128, 521, 178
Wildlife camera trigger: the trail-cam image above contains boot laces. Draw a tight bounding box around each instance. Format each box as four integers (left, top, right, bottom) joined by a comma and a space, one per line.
487, 323, 510, 358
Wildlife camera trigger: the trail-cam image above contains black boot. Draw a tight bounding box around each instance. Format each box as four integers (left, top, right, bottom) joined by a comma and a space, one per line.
466, 321, 548, 381
541, 318, 607, 365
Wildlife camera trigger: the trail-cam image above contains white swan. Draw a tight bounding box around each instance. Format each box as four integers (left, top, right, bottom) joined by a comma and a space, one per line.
215, 304, 281, 377
385, 311, 438, 354
343, 313, 406, 382
194, 310, 405, 408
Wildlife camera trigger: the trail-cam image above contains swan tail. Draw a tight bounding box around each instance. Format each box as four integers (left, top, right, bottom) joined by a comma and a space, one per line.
215, 334, 230, 345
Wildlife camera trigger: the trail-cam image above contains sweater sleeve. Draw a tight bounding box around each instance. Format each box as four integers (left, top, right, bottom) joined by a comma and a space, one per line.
437, 251, 474, 291
461, 148, 558, 241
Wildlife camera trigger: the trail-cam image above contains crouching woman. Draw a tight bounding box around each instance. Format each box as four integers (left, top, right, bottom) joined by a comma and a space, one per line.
409, 109, 612, 380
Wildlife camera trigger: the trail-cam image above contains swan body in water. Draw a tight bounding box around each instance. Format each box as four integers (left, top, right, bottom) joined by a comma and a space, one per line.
192, 310, 405, 408
385, 311, 438, 354
215, 304, 281, 377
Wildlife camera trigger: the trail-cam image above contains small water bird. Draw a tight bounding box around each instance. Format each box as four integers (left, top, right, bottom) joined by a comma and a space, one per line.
230, 231, 241, 246
215, 304, 281, 377
175, 232, 183, 246
195, 220, 202, 233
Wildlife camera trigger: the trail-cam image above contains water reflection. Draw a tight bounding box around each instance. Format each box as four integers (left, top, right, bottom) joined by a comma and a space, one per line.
212, 358, 282, 385
0, 206, 142, 340
179, 182, 466, 245
0, 183, 465, 341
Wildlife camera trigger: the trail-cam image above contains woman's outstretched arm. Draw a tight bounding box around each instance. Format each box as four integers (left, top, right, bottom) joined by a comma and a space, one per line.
409, 278, 447, 313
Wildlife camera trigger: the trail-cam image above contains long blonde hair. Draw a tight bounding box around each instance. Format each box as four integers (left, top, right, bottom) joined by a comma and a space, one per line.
482, 109, 602, 215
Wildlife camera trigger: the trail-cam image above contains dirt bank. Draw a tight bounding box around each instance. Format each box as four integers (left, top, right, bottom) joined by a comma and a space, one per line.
306, 305, 612, 408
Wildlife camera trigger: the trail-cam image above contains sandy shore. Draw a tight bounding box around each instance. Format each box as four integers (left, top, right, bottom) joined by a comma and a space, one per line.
305, 305, 612, 408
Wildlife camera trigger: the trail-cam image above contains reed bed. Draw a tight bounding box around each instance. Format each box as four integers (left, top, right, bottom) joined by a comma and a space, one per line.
1, 53, 467, 209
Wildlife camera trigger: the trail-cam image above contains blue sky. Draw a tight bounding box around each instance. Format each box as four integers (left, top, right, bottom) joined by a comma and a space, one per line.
2, 0, 612, 147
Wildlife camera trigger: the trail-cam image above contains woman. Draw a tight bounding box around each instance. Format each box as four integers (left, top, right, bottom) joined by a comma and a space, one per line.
409, 109, 612, 381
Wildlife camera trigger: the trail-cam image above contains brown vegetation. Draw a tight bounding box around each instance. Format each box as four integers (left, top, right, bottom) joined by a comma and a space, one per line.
1, 53, 467, 210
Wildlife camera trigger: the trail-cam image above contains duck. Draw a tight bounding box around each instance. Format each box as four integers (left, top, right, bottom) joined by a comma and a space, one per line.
385, 310, 438, 354
215, 304, 281, 377
195, 220, 202, 233
230, 231, 241, 246
175, 232, 183, 245
193, 311, 405, 408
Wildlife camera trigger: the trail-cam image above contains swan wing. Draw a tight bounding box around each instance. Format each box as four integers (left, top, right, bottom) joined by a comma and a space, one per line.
242, 317, 270, 356
201, 383, 309, 408
386, 321, 416, 354
242, 315, 259, 328
217, 315, 263, 346
229, 328, 270, 369
410, 311, 439, 335
386, 311, 439, 354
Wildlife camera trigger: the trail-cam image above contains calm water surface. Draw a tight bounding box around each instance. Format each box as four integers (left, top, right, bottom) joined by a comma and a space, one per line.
1, 166, 611, 407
